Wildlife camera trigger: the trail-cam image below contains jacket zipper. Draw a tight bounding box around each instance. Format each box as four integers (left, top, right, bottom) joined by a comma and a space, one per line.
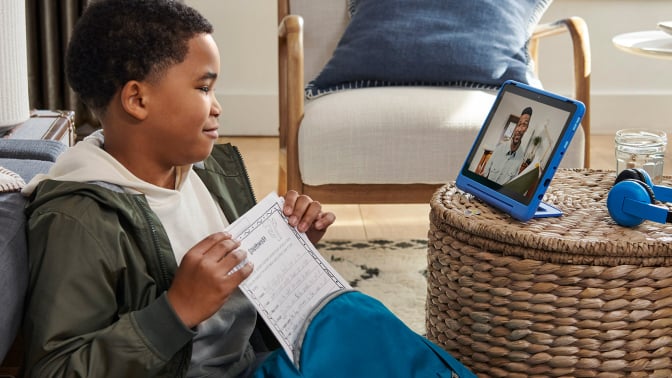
232, 145, 257, 203
134, 196, 171, 292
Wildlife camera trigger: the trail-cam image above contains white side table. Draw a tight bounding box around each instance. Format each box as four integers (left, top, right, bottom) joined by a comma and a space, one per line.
612, 30, 672, 60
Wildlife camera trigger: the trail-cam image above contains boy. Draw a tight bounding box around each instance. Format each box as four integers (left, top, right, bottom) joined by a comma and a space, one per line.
21, 0, 334, 376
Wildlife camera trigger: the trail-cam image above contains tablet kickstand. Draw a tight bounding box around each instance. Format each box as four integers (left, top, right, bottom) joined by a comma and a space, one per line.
534, 201, 563, 218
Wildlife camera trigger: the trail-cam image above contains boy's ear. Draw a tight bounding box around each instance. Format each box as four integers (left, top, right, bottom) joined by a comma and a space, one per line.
120, 80, 148, 120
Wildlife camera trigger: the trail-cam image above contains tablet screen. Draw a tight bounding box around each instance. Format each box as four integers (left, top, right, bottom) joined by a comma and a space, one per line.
460, 82, 580, 206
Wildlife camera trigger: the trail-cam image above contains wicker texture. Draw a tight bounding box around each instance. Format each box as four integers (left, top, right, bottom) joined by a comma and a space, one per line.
427, 169, 672, 377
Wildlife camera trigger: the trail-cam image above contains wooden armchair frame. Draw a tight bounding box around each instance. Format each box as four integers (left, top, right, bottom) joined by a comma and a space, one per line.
278, 1, 591, 204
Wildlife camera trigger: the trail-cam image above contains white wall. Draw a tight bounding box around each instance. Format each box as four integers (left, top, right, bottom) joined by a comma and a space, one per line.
539, 0, 672, 135
186, 0, 278, 136
189, 0, 672, 136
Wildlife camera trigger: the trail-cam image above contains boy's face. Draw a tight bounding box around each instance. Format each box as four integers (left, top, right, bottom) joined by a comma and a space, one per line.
143, 33, 222, 166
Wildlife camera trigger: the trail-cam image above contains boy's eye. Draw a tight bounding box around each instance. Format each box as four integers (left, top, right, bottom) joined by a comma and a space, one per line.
198, 86, 210, 93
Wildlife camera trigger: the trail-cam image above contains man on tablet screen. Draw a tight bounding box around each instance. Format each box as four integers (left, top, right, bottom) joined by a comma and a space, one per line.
481, 107, 533, 185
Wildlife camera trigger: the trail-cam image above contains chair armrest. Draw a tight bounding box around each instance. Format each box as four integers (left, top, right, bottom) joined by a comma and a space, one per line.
278, 14, 305, 193
530, 16, 591, 167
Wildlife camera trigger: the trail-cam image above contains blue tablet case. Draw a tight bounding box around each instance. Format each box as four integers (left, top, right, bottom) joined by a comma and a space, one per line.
455, 80, 585, 222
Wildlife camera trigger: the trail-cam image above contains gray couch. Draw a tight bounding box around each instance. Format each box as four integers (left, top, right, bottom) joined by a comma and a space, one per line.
0, 139, 66, 369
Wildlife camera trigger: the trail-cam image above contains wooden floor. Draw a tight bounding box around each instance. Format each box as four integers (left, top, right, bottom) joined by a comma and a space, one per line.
219, 134, 672, 241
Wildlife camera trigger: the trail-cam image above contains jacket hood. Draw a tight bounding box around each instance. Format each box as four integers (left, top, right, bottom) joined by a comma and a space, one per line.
24, 176, 147, 225
22, 130, 188, 198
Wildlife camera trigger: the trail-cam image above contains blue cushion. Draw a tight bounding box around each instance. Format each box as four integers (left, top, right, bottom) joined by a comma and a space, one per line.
0, 141, 64, 361
305, 0, 552, 98
0, 191, 28, 361
0, 158, 54, 182
0, 139, 67, 162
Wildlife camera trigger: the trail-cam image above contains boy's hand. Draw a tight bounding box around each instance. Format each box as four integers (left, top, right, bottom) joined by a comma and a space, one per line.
283, 190, 336, 244
167, 232, 252, 328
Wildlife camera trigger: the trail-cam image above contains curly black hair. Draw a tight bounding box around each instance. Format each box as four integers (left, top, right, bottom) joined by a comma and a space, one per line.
66, 0, 213, 114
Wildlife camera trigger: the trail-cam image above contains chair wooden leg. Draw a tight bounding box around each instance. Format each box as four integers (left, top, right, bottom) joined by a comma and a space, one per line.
278, 166, 287, 195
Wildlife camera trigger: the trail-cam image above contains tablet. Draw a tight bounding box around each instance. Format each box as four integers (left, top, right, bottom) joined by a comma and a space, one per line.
455, 80, 585, 222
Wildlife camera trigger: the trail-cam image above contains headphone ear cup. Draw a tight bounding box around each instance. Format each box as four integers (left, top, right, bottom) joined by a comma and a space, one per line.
607, 179, 656, 227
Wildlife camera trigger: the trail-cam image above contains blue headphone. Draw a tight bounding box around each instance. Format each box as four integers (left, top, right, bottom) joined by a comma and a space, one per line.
607, 168, 672, 227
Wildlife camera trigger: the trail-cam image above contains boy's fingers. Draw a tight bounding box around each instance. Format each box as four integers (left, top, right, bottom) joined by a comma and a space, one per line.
225, 250, 253, 277
283, 190, 299, 215
297, 202, 322, 232
191, 232, 231, 255
314, 211, 336, 231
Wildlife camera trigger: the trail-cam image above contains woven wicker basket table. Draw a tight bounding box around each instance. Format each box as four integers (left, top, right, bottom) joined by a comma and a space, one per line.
427, 169, 672, 378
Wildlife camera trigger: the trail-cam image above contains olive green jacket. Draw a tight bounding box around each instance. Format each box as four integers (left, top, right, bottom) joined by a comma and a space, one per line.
22, 144, 257, 377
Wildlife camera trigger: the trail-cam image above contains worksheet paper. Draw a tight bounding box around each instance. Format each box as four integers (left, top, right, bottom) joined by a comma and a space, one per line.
226, 192, 351, 362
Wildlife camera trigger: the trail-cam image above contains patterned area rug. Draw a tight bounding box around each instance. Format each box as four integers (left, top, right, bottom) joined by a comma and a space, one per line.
315, 239, 428, 335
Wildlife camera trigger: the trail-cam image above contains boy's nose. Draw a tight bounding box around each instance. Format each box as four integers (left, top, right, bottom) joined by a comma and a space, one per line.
212, 98, 222, 118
